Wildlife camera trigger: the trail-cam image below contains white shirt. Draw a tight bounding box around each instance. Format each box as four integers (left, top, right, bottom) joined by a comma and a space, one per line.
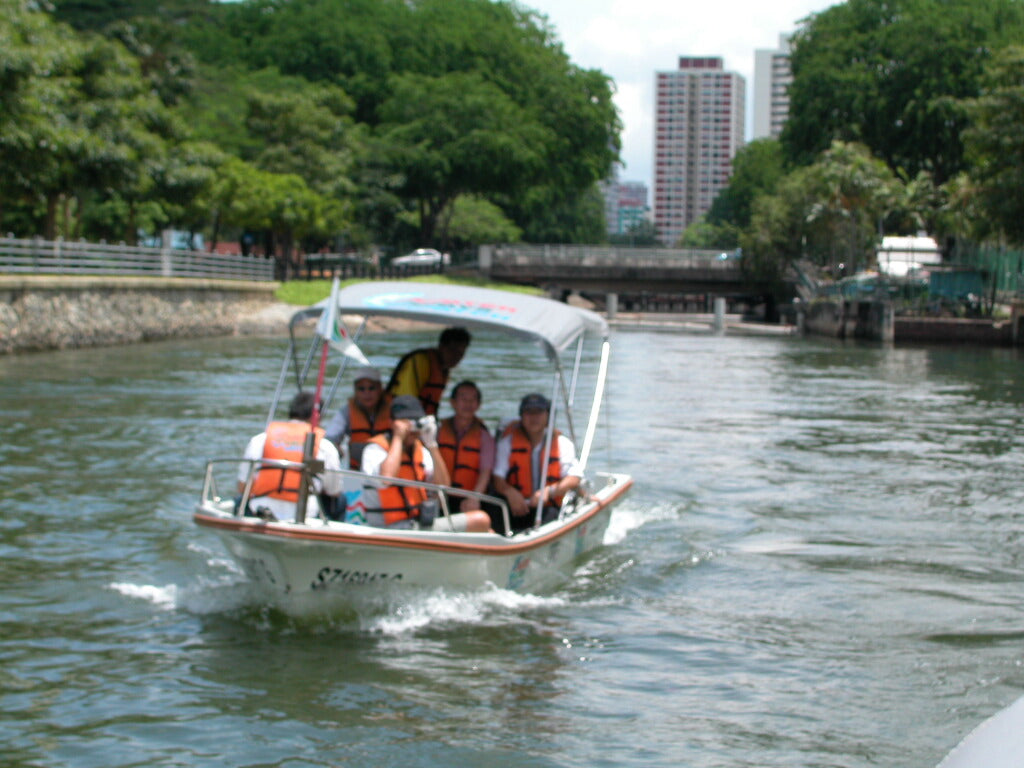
493, 432, 582, 492
238, 422, 342, 520
358, 437, 436, 524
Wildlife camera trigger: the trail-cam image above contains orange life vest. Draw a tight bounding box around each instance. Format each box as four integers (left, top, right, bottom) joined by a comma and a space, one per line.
250, 421, 324, 501
438, 417, 487, 490
386, 348, 447, 415
346, 395, 392, 469
502, 422, 563, 506
366, 433, 428, 525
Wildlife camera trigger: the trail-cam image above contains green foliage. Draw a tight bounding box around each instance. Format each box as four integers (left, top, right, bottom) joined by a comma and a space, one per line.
677, 220, 738, 250
376, 70, 548, 243
962, 46, 1024, 245
707, 139, 786, 229
2, 0, 621, 253
784, 0, 1024, 185
742, 141, 901, 283
182, 0, 620, 247
441, 195, 522, 248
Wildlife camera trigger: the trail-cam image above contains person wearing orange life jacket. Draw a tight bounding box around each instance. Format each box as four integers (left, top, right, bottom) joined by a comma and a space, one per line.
385, 326, 470, 416
323, 365, 391, 469
437, 380, 495, 512
491, 392, 582, 534
360, 395, 491, 532
237, 391, 342, 522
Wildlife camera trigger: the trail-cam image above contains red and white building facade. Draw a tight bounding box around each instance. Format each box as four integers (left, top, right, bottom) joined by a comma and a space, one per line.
653, 57, 745, 246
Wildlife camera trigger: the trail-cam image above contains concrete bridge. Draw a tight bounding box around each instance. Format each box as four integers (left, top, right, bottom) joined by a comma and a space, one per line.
478, 243, 767, 312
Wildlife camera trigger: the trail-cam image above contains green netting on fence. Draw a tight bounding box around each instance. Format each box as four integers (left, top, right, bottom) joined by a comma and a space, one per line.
949, 243, 1024, 297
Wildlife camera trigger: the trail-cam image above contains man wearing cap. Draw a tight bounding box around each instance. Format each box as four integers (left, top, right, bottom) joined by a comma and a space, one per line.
237, 391, 343, 522
385, 326, 471, 416
491, 393, 582, 533
324, 366, 391, 470
360, 395, 492, 532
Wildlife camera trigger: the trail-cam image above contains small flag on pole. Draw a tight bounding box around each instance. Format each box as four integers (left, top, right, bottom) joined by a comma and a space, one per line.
316, 277, 370, 365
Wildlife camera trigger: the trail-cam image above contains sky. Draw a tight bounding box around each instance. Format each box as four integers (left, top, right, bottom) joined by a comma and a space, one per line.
519, 0, 840, 190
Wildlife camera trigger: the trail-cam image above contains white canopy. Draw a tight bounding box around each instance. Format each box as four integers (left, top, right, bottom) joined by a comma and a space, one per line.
312, 281, 608, 358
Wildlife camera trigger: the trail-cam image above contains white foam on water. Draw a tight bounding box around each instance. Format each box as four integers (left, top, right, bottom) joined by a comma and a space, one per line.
109, 582, 179, 610
364, 584, 567, 636
604, 499, 680, 545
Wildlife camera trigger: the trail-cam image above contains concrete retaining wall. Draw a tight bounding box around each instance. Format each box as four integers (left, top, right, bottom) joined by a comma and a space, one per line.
803, 296, 1022, 345
0, 276, 284, 354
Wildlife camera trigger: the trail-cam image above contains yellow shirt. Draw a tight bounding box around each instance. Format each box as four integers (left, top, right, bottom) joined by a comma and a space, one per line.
388, 350, 433, 399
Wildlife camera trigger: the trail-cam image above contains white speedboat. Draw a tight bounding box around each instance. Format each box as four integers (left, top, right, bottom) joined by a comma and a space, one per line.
935, 693, 1024, 768
194, 281, 633, 598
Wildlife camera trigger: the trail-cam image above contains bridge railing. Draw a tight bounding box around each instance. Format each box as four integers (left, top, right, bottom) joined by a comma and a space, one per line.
487, 243, 741, 271
0, 236, 275, 282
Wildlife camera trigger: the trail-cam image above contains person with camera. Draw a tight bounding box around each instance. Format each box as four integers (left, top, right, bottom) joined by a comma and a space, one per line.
360, 395, 491, 532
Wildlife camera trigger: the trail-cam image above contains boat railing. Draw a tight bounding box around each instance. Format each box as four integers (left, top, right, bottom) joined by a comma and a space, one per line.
353, 470, 513, 535
202, 458, 514, 535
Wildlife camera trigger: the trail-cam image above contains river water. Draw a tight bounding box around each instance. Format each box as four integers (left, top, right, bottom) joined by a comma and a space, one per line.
1, 326, 1022, 767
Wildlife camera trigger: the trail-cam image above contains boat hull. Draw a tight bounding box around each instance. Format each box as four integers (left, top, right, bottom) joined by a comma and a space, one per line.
194, 473, 632, 596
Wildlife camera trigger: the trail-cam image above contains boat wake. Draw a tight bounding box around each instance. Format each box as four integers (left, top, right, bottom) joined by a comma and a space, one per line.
110, 568, 569, 635
361, 586, 566, 635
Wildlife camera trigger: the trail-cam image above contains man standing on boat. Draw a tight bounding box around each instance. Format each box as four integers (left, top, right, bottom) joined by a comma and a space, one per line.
360, 395, 491, 532
385, 326, 471, 416
491, 393, 582, 534
437, 380, 495, 513
323, 366, 391, 470
237, 391, 343, 522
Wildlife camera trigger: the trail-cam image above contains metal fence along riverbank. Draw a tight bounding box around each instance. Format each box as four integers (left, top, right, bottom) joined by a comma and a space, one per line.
0, 236, 274, 282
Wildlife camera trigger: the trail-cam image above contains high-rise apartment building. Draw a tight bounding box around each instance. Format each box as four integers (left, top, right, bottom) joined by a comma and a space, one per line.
653, 57, 745, 246
753, 34, 792, 140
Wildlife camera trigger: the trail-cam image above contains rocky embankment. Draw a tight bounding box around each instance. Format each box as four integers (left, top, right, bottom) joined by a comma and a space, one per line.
0, 277, 292, 354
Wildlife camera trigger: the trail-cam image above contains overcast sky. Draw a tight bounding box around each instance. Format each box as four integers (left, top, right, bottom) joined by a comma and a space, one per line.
519, 0, 839, 190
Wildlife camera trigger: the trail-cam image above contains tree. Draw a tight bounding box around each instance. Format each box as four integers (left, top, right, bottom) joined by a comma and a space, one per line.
377, 71, 548, 244
805, 141, 901, 272
707, 139, 786, 230
180, 0, 620, 247
962, 46, 1024, 245
0, 2, 81, 232
784, 0, 1024, 185
742, 141, 902, 282
207, 157, 345, 276
434, 195, 522, 253
677, 220, 737, 250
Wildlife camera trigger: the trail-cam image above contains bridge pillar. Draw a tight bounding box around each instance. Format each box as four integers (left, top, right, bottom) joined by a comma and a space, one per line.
713, 297, 725, 333
607, 292, 618, 319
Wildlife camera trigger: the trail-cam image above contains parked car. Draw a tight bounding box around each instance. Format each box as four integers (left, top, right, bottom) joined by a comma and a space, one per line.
139, 229, 206, 251
390, 248, 449, 268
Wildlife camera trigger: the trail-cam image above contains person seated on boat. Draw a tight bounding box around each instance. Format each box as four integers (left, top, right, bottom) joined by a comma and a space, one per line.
385, 326, 471, 416
490, 392, 582, 534
360, 394, 492, 532
437, 380, 496, 513
237, 391, 342, 522
323, 365, 391, 470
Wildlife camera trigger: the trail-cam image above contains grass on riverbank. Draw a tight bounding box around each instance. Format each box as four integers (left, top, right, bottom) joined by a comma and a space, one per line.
274, 274, 543, 306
